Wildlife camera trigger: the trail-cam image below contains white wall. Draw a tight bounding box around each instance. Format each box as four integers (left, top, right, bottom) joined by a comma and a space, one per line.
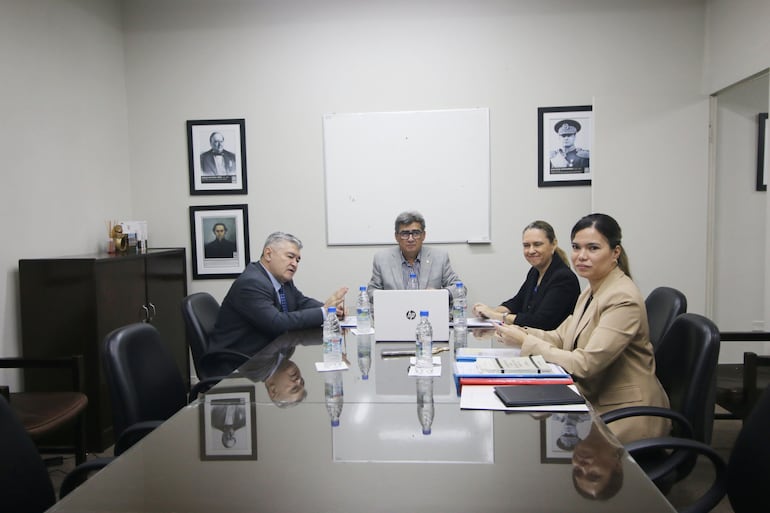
122, 0, 707, 313
705, 0, 770, 94
0, 0, 130, 385
3, 0, 770, 372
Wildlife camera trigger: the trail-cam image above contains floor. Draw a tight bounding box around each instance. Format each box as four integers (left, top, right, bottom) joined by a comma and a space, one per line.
46, 419, 742, 512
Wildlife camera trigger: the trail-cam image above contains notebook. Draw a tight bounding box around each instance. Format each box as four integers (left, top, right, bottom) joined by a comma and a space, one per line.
493, 384, 585, 407
372, 289, 450, 341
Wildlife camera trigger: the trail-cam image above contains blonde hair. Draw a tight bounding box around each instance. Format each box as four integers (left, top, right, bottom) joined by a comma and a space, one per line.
523, 220, 570, 267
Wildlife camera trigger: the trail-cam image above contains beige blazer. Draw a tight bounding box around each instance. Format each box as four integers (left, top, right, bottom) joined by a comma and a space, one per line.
521, 266, 670, 443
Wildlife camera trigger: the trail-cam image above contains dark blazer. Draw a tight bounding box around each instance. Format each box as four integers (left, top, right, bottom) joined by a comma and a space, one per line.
209, 262, 324, 356
200, 149, 236, 175
500, 255, 580, 330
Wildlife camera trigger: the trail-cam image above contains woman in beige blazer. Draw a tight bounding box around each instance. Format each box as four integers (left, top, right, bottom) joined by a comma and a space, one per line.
496, 213, 669, 444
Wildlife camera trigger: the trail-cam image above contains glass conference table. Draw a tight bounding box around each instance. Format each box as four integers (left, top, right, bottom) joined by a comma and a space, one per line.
48, 327, 676, 513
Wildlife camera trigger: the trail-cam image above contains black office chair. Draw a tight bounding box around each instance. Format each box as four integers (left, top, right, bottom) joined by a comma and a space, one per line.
623, 383, 770, 513
181, 292, 249, 380
0, 395, 109, 512
645, 286, 687, 351
102, 323, 218, 455
602, 313, 721, 492
715, 331, 770, 422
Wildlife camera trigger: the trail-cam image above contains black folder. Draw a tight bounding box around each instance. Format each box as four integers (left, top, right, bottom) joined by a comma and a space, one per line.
493, 384, 585, 407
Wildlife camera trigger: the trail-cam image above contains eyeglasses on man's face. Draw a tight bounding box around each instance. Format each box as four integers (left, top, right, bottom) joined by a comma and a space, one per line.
398, 230, 424, 240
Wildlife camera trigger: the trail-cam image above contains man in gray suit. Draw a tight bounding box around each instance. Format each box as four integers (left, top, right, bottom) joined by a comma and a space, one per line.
367, 211, 463, 300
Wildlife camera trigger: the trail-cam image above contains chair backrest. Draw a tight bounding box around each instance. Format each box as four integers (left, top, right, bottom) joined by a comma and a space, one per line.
645, 286, 687, 351
181, 292, 221, 379
0, 395, 56, 513
727, 384, 770, 513
102, 323, 188, 439
655, 312, 721, 444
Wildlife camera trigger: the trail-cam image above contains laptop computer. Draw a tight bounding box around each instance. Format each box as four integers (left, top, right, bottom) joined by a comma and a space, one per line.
372, 289, 450, 341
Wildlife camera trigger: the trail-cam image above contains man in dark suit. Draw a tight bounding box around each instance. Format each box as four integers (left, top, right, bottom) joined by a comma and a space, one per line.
204, 223, 237, 259
208, 232, 348, 359
200, 131, 236, 175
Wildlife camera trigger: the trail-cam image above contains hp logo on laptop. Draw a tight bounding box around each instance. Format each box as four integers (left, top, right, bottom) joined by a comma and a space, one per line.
405, 310, 417, 320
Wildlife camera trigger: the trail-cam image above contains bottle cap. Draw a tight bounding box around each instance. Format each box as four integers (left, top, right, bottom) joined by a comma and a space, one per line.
422, 428, 431, 435
328, 306, 337, 314
456, 281, 463, 287
420, 310, 429, 317
360, 285, 366, 291
331, 419, 340, 427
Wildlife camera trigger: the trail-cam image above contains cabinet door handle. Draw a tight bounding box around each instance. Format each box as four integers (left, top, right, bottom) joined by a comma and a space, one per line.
147, 302, 157, 321
140, 304, 150, 322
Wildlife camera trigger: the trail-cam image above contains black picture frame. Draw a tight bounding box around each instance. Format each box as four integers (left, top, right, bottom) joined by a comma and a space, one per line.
540, 413, 592, 464
538, 105, 593, 187
189, 204, 250, 279
757, 112, 768, 192
199, 386, 257, 461
187, 118, 248, 195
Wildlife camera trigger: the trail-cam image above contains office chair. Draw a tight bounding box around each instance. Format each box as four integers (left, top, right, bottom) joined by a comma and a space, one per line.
0, 395, 109, 512
623, 383, 770, 513
181, 292, 249, 380
715, 331, 770, 421
645, 286, 687, 352
601, 313, 721, 492
102, 323, 219, 455
0, 355, 88, 465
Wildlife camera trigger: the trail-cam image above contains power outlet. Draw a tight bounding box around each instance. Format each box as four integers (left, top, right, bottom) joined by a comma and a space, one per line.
751, 320, 765, 331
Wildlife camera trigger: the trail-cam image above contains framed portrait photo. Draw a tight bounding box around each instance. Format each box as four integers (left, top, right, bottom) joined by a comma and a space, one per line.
199, 386, 257, 461
540, 412, 592, 463
189, 204, 250, 279
538, 105, 593, 187
757, 112, 768, 192
187, 118, 248, 195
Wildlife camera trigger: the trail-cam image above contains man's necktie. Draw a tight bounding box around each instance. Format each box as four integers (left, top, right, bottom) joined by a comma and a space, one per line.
278, 286, 289, 313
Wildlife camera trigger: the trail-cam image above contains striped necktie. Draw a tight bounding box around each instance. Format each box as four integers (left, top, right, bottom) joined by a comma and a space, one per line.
278, 286, 289, 313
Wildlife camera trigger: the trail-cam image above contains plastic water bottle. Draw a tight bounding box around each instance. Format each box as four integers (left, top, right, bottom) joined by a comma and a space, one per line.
452, 281, 467, 329
416, 376, 434, 435
324, 371, 344, 427
323, 306, 342, 364
407, 272, 419, 290
357, 333, 372, 380
415, 310, 433, 370
356, 285, 372, 333
453, 324, 468, 350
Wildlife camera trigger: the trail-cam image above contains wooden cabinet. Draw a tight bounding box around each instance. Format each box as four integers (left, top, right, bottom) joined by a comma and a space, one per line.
18, 248, 189, 452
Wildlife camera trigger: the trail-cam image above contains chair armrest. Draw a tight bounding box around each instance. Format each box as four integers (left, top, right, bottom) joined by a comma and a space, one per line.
59, 456, 114, 499
114, 420, 164, 456
601, 406, 694, 438
0, 356, 85, 392
190, 377, 226, 401
623, 437, 727, 513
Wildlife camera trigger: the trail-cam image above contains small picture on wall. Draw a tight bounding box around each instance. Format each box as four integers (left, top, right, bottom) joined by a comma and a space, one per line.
189, 204, 250, 279
538, 105, 593, 187
757, 112, 768, 192
187, 118, 248, 195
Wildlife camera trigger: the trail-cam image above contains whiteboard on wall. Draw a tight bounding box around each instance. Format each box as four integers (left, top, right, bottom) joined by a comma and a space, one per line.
323, 108, 490, 245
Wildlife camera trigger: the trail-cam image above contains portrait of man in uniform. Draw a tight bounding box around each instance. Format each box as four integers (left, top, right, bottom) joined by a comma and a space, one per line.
549, 119, 590, 172
538, 106, 592, 187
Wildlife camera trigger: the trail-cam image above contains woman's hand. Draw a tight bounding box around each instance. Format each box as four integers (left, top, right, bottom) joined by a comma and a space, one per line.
495, 323, 527, 347
473, 303, 498, 319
